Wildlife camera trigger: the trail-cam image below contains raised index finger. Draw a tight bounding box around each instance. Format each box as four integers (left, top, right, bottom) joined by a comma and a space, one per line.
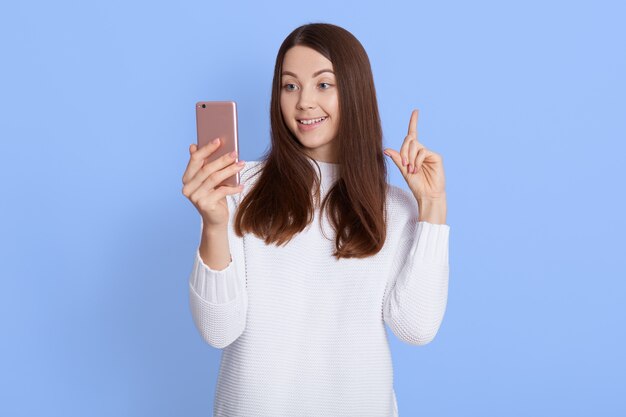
407, 109, 419, 139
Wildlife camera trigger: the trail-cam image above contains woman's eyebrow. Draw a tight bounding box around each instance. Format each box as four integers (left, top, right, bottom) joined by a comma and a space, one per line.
281, 69, 335, 78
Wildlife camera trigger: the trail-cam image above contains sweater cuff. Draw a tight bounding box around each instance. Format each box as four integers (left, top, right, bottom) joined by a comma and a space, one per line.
189, 248, 241, 304
411, 221, 450, 265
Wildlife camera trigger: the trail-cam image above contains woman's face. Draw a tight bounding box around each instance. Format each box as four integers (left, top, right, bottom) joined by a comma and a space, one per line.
280, 45, 340, 163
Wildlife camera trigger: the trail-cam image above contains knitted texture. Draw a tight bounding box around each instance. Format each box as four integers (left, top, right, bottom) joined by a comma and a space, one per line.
188, 159, 450, 417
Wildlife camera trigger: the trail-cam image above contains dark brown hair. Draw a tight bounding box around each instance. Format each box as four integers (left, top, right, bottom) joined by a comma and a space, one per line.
234, 22, 389, 260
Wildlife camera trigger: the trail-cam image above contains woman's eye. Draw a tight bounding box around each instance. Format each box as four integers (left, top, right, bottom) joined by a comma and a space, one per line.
282, 83, 332, 91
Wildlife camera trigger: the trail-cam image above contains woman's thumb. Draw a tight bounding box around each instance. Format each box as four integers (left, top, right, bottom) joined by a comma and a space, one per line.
384, 148, 401, 168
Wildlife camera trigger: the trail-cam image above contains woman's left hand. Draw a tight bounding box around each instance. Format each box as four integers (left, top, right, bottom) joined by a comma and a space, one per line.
384, 109, 447, 201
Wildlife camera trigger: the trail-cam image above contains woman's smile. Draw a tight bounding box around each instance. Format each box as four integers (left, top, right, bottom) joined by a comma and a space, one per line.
297, 116, 328, 131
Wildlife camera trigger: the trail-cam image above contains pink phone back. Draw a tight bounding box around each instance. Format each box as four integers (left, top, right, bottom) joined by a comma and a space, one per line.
196, 101, 240, 187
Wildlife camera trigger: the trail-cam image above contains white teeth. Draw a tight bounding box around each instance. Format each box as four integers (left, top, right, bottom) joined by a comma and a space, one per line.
298, 117, 326, 125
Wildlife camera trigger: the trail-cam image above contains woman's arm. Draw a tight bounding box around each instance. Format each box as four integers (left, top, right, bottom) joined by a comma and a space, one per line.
199, 224, 232, 270
188, 194, 248, 349
383, 220, 450, 346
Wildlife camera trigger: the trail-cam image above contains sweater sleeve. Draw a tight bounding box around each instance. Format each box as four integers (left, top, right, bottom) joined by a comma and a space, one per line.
188, 193, 248, 349
383, 217, 450, 346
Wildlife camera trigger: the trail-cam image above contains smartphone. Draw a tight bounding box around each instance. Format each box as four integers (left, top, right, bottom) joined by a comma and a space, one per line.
195, 101, 240, 187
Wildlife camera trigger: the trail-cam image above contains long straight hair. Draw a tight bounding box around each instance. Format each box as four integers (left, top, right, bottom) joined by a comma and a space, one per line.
234, 22, 389, 260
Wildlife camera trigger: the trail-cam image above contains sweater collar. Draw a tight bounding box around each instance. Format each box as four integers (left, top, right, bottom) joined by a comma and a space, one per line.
307, 158, 340, 188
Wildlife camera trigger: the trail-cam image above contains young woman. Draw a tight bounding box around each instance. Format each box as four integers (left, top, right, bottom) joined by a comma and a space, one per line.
182, 22, 449, 417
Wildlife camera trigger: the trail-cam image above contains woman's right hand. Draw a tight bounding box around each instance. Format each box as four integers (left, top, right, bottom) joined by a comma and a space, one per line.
182, 137, 246, 229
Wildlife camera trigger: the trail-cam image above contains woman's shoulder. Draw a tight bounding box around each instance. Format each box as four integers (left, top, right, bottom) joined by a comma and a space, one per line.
386, 183, 418, 213
240, 159, 265, 184
385, 183, 419, 228
226, 159, 265, 208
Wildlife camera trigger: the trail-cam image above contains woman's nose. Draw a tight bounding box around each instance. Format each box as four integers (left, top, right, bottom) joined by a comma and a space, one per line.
296, 90, 316, 110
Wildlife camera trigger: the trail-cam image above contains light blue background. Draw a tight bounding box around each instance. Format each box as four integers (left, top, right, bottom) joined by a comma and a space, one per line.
1, 0, 624, 416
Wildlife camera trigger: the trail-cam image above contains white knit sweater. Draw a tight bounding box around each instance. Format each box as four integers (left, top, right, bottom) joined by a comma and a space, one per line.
188, 158, 450, 417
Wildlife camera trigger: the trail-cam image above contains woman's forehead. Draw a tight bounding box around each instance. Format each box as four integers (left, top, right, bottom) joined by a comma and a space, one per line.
282, 46, 333, 76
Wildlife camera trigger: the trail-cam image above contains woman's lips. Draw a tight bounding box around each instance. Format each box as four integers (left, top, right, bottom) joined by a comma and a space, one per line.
297, 117, 327, 132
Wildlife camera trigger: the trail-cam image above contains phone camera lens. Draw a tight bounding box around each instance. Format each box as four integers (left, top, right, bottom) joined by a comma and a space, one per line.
202, 104, 206, 108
